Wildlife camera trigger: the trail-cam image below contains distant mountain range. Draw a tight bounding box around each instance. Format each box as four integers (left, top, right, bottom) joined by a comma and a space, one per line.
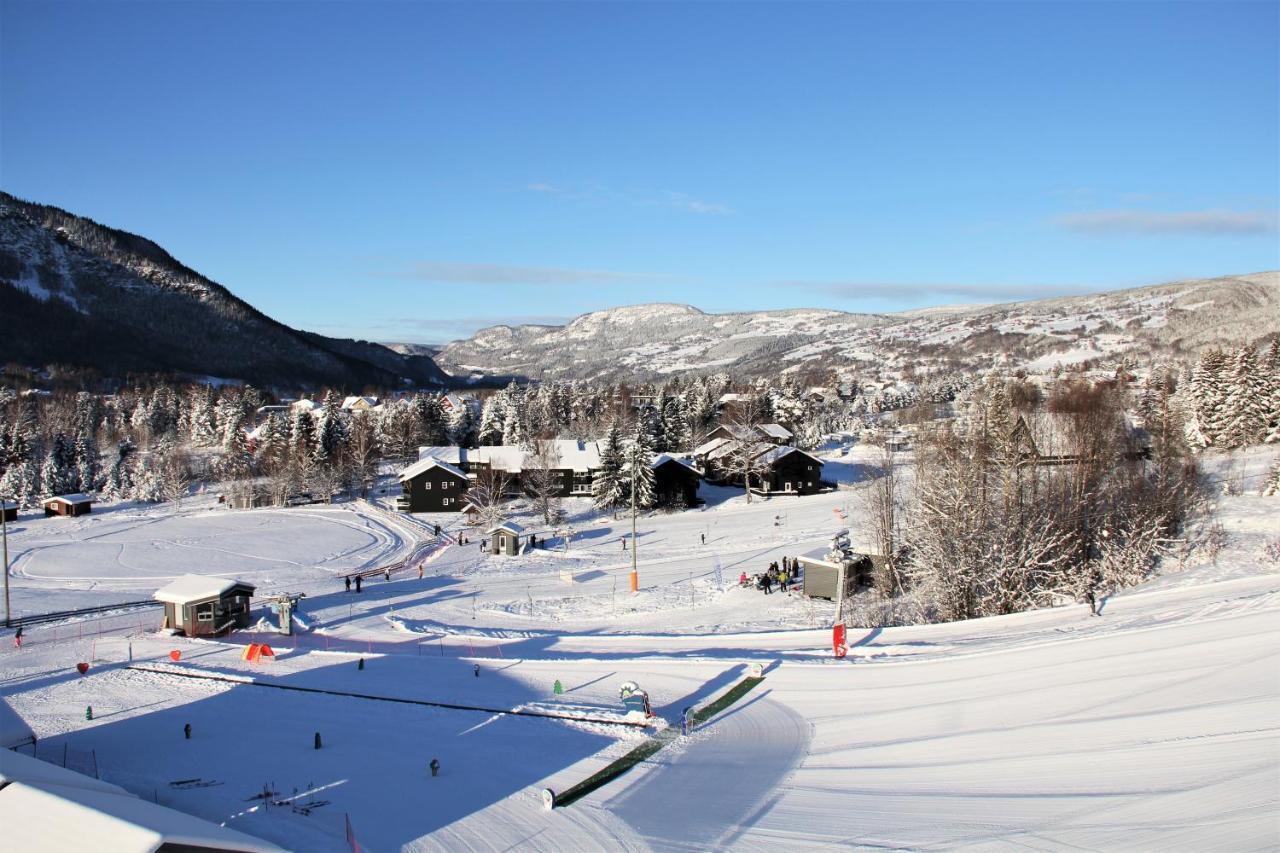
434, 273, 1280, 382
4, 191, 1274, 390
0, 192, 448, 390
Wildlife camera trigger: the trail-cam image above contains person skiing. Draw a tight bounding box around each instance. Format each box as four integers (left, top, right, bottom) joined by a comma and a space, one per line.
355, 575, 362, 593
763, 571, 773, 595
700, 532, 705, 545
739, 571, 748, 587
13, 626, 22, 648
384, 568, 391, 582
434, 523, 441, 536
418, 564, 424, 580
622, 537, 627, 552
184, 723, 191, 740
344, 576, 351, 592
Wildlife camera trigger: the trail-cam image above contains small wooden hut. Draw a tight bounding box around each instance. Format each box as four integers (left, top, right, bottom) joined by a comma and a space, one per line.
154, 574, 256, 637
43, 494, 93, 517
486, 521, 525, 557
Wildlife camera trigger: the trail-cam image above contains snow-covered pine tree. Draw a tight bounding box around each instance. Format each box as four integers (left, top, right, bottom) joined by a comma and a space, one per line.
623, 427, 656, 510
661, 392, 691, 454
501, 383, 527, 447
187, 385, 218, 445
1265, 339, 1280, 444
0, 458, 39, 508
40, 433, 76, 497
1262, 456, 1280, 497
254, 413, 288, 470
74, 432, 100, 493
1186, 349, 1229, 448
411, 394, 447, 447
1221, 344, 1268, 448
448, 400, 478, 448
289, 408, 316, 462
313, 391, 347, 465
102, 441, 137, 500
477, 397, 504, 446
592, 420, 626, 516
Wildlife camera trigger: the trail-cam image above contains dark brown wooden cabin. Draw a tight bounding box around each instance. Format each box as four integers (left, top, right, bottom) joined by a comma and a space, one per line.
398, 458, 471, 513
651, 455, 703, 508
43, 494, 93, 517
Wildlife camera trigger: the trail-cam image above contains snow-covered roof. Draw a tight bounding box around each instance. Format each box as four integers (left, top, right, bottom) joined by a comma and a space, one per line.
153, 574, 252, 605
46, 494, 92, 505
341, 396, 378, 409
549, 439, 602, 472
651, 453, 702, 476
0, 698, 35, 751
291, 398, 317, 411
0, 500, 16, 511
753, 445, 824, 467
417, 446, 464, 465
0, 749, 285, 852
757, 423, 794, 441
487, 521, 525, 535
398, 457, 469, 483
692, 436, 732, 458
707, 439, 749, 461
470, 445, 526, 473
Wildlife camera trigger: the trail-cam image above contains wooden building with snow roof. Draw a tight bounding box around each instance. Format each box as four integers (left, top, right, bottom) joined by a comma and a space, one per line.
397, 457, 470, 513
43, 494, 93, 517
154, 575, 256, 637
651, 454, 704, 508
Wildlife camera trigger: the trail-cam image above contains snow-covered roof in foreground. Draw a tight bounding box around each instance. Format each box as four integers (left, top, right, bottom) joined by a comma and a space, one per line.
0, 749, 285, 853
399, 457, 469, 483
46, 493, 92, 505
0, 698, 35, 750
154, 574, 252, 604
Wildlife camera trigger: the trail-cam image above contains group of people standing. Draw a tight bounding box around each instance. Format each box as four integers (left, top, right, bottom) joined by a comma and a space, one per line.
740, 556, 801, 595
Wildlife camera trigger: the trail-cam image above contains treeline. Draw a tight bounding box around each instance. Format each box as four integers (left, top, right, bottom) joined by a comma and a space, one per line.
857, 373, 1204, 625
1173, 340, 1280, 449
0, 370, 961, 510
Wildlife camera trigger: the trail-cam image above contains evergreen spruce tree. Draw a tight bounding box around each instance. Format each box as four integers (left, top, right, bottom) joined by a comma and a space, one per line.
592, 420, 626, 516
313, 391, 347, 465
74, 432, 100, 493
477, 397, 504, 445
448, 401, 478, 448
1186, 349, 1229, 448
1222, 345, 1268, 448
623, 427, 656, 510
411, 394, 447, 447
289, 408, 316, 462
1265, 339, 1280, 444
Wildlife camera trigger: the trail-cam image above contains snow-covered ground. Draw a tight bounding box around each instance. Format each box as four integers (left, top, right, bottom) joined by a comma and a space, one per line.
3, 445, 1278, 850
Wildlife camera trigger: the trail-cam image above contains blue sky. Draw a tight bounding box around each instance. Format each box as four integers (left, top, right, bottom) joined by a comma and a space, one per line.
2, 1, 1277, 343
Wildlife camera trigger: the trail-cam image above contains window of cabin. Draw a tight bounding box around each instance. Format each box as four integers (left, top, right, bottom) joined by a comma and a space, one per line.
424, 482, 431, 490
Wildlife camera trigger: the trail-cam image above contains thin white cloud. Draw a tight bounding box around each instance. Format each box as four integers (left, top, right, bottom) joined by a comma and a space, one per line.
1056, 208, 1278, 236
526, 181, 734, 215
374, 261, 665, 285
796, 281, 1103, 302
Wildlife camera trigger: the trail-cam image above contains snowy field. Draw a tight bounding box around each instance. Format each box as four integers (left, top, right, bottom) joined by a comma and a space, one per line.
2, 444, 1279, 851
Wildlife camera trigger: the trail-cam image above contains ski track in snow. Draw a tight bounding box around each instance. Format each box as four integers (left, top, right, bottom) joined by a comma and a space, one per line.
1, 446, 1278, 850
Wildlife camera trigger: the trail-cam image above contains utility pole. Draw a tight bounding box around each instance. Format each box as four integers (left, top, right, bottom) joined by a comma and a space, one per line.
629, 473, 638, 593
2, 495, 9, 627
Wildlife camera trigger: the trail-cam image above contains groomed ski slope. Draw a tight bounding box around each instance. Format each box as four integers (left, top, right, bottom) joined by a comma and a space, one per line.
1, 446, 1277, 850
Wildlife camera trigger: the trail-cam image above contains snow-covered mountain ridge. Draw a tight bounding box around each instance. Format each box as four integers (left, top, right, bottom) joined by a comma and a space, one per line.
0, 192, 448, 389
435, 272, 1280, 381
